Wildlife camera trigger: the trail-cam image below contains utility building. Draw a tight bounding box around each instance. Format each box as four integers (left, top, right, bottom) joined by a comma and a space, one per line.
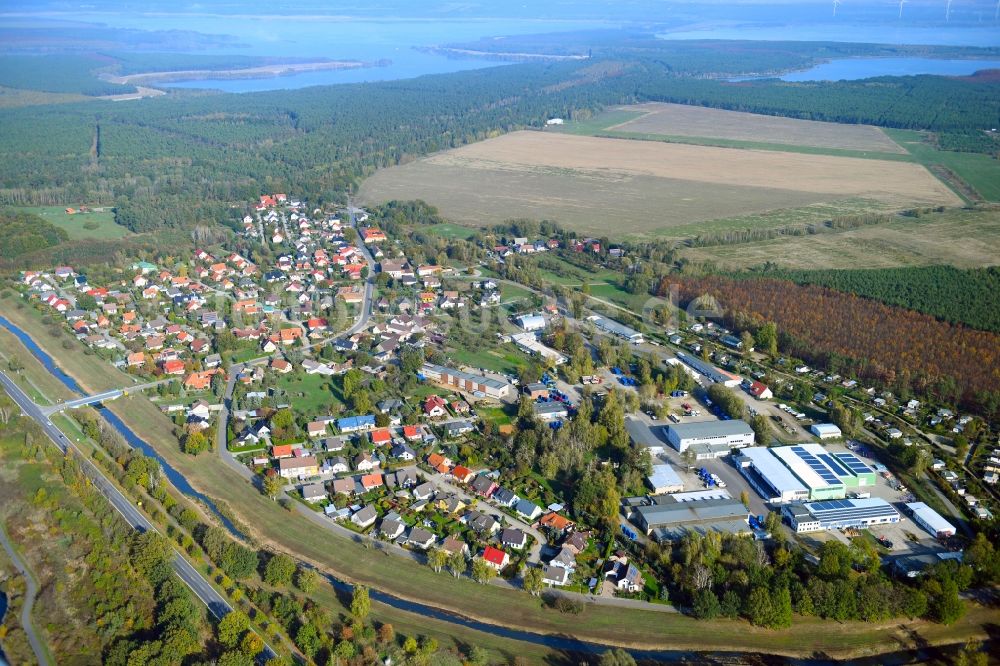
783, 498, 900, 533
665, 420, 754, 453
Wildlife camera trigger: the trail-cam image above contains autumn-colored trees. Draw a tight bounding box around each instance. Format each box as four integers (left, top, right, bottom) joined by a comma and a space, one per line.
672, 276, 1000, 414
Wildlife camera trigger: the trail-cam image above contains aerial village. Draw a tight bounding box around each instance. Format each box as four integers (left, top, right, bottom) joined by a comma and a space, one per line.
14, 193, 998, 607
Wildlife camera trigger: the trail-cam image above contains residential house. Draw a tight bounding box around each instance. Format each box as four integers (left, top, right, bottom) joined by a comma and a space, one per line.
604, 554, 644, 593
325, 456, 350, 475
423, 395, 448, 418
539, 512, 574, 535
380, 518, 405, 540
307, 421, 329, 438
481, 546, 509, 570
470, 474, 498, 498
443, 420, 475, 438
354, 452, 378, 472
277, 456, 319, 479
542, 565, 569, 586
301, 483, 328, 502
441, 535, 469, 558
412, 482, 435, 501
493, 487, 519, 508
500, 528, 528, 550
451, 465, 474, 484
351, 505, 378, 529
515, 499, 542, 521
331, 478, 355, 495
338, 415, 377, 433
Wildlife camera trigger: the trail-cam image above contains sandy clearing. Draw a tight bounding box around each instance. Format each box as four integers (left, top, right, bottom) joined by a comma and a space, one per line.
607, 102, 907, 154
429, 131, 959, 207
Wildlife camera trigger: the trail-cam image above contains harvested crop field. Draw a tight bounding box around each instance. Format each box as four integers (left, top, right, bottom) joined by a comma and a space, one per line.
680, 207, 1000, 270
359, 131, 961, 238
604, 102, 907, 153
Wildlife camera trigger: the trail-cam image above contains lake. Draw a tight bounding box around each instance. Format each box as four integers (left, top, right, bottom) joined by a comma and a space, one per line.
732, 56, 1000, 82
42, 13, 619, 92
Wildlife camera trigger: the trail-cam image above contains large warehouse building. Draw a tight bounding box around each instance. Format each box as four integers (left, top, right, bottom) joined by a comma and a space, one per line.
665, 420, 755, 453
675, 352, 742, 387
624, 494, 749, 542
906, 502, 956, 539
420, 363, 512, 399
783, 498, 900, 533
587, 315, 644, 344
736, 447, 810, 504
737, 444, 876, 503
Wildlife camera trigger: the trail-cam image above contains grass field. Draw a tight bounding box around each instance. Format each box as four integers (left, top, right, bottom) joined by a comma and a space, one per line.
359, 131, 960, 239
3, 312, 995, 659
424, 223, 477, 240
16, 205, 129, 241
681, 206, 1000, 270
586, 103, 907, 154
275, 371, 345, 415
886, 129, 1000, 202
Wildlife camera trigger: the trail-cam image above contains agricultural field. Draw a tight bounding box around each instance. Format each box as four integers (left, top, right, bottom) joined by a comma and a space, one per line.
359, 131, 960, 239
15, 205, 129, 241
589, 103, 907, 154
681, 206, 1000, 270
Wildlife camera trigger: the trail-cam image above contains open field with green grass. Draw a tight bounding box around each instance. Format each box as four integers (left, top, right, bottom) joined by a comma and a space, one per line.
886, 129, 1000, 202
275, 371, 345, 415
15, 205, 129, 241
2, 316, 994, 659
359, 131, 959, 239
572, 103, 907, 154
681, 206, 1000, 270
446, 346, 528, 376
424, 222, 477, 240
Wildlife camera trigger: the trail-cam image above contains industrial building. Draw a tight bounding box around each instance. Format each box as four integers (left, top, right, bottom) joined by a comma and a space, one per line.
587, 315, 643, 344
810, 423, 843, 439
420, 363, 512, 399
511, 332, 567, 365
905, 502, 956, 539
623, 494, 749, 542
675, 352, 742, 387
783, 498, 900, 533
514, 314, 546, 332
736, 447, 809, 504
665, 420, 754, 453
646, 464, 684, 494
739, 444, 876, 502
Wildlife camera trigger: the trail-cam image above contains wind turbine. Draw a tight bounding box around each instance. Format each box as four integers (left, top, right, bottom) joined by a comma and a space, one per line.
898, 0, 906, 19
946, 0, 953, 21
833, 0, 842, 16
995, 0, 999, 20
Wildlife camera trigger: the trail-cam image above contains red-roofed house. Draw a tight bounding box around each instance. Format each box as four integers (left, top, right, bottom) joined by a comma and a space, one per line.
450, 465, 474, 484
162, 359, 185, 375
423, 395, 447, 418
361, 228, 387, 243
482, 546, 509, 570
749, 381, 773, 400
360, 473, 384, 491
271, 444, 294, 459
370, 428, 392, 446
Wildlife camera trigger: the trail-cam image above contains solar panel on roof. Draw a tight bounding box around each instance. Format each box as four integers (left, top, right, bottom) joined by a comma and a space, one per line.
792, 446, 841, 484
820, 454, 850, 477
835, 453, 872, 475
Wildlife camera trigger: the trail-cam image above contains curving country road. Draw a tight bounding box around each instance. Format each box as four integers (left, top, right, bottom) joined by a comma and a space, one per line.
0, 521, 50, 666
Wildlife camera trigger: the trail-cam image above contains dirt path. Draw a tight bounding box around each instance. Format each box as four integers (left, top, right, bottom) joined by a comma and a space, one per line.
0, 522, 51, 666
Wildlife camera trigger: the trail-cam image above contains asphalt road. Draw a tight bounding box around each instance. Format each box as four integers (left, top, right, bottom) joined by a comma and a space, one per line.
0, 371, 276, 661
0, 521, 49, 666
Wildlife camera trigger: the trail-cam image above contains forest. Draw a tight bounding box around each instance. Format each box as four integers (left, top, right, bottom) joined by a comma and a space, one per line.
0, 209, 68, 259
743, 265, 1000, 334
1, 37, 998, 237
0, 55, 135, 96
669, 276, 1000, 417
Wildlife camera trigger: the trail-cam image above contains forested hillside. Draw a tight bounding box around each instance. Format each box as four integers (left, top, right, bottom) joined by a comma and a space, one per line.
0, 209, 68, 258
747, 266, 1000, 333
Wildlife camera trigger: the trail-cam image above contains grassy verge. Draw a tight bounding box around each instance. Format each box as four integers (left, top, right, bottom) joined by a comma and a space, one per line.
0, 301, 132, 394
